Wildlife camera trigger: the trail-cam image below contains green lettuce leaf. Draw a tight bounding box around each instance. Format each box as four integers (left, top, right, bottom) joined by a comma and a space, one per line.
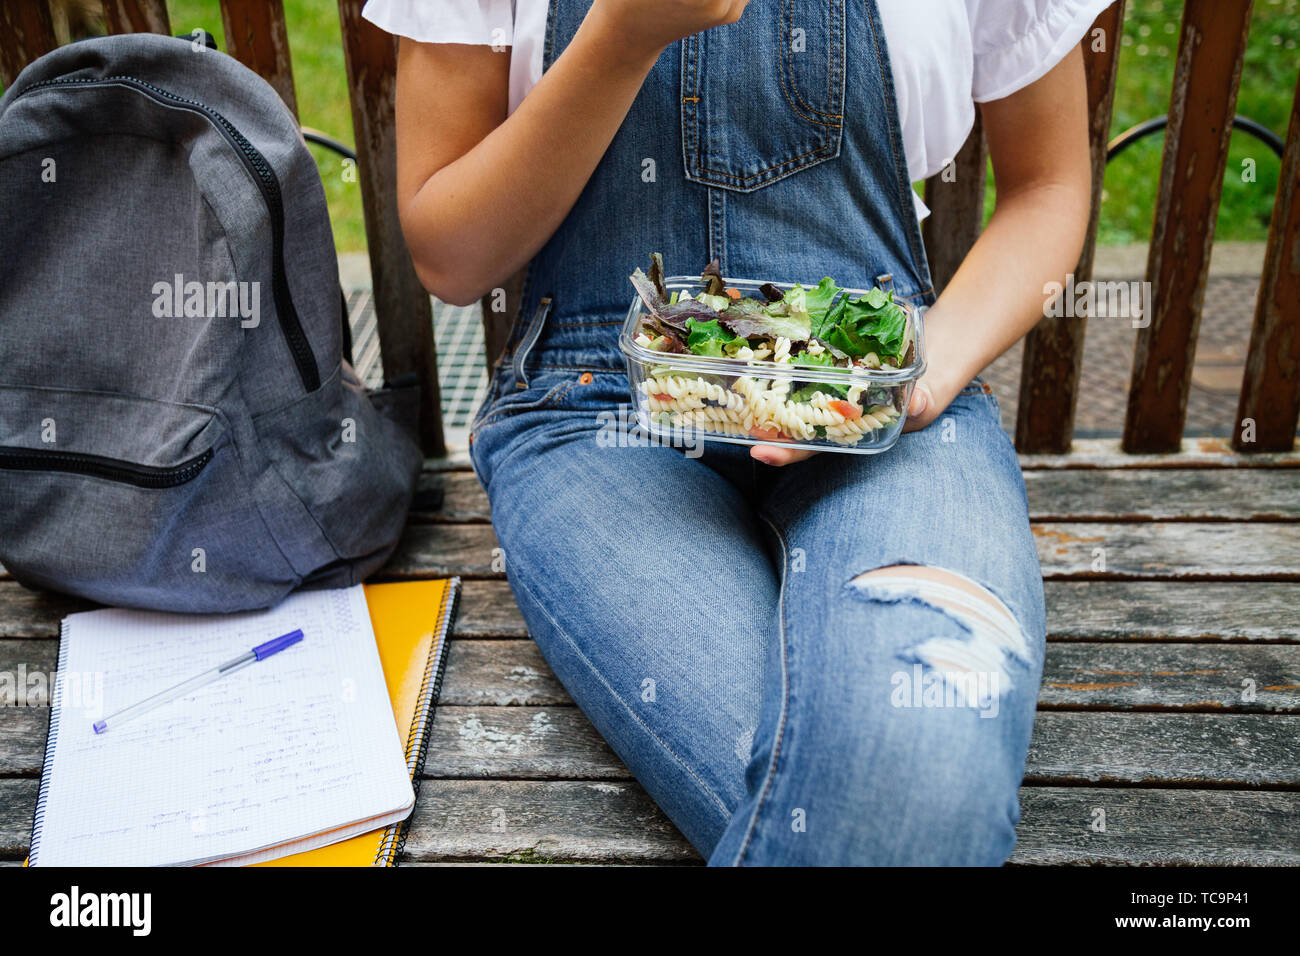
791, 349, 834, 368
789, 350, 848, 400
684, 317, 743, 357
816, 288, 909, 361
785, 277, 841, 337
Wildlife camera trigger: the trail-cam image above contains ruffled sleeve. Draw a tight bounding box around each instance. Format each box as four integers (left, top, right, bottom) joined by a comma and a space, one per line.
361, 0, 514, 45
966, 0, 1117, 102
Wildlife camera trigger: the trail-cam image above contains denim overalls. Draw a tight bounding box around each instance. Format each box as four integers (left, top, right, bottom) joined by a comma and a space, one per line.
469, 0, 1046, 865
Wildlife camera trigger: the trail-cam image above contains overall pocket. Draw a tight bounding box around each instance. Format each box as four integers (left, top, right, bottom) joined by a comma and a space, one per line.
682, 0, 846, 191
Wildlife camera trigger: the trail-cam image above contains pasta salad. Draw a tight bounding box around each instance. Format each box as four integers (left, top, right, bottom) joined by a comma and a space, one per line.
625, 254, 917, 448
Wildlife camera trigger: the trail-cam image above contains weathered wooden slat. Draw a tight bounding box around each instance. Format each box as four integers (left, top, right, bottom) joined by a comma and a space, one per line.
1016, 1, 1125, 454
4, 636, 1291, 722
2, 577, 1297, 648
219, 0, 297, 116
380, 523, 501, 578
1123, 0, 1254, 453
428, 439, 1300, 472
426, 440, 1300, 475
422, 708, 1300, 787
2, 776, 1293, 865
0, 0, 56, 87
1235, 71, 1300, 453
422, 707, 625, 780
401, 782, 1300, 865
402, 779, 698, 863
1043, 581, 1300, 642
407, 783, 1300, 865
1027, 712, 1298, 787
434, 640, 1300, 712
448, 441, 1300, 472
412, 470, 491, 523
1012, 787, 1300, 865
0, 585, 93, 639
1030, 522, 1300, 579
442, 640, 569, 706
0, 779, 36, 857
338, 0, 444, 456
922, 114, 987, 294
454, 580, 526, 637
1020, 437, 1300, 468
422, 453, 473, 472
0, 706, 45, 774
102, 0, 170, 35
420, 467, 1300, 524
277, 706, 1300, 787
0, 639, 57, 705
1038, 642, 1300, 711
383, 521, 1300, 581
1022, 469, 1300, 520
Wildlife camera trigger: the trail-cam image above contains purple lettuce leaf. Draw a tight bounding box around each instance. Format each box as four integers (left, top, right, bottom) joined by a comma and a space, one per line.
717, 298, 811, 344
648, 253, 668, 302
700, 258, 726, 296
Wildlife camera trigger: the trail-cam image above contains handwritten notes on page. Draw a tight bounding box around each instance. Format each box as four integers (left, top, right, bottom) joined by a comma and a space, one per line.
30, 585, 413, 866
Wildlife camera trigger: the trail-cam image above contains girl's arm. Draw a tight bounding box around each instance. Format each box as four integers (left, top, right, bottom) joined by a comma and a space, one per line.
754, 45, 1092, 465
912, 43, 1093, 428
395, 1, 750, 306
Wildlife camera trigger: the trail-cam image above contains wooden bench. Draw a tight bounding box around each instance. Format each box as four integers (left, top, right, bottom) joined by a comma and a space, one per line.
2, 0, 1298, 865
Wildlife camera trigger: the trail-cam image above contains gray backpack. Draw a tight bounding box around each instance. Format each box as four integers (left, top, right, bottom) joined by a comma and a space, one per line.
0, 34, 422, 613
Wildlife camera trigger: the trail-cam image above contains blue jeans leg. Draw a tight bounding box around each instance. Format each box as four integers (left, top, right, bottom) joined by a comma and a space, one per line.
469, 369, 773, 851
709, 386, 1047, 865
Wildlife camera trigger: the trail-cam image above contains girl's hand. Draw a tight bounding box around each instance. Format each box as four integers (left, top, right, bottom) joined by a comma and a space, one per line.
590, 0, 750, 61
750, 379, 941, 466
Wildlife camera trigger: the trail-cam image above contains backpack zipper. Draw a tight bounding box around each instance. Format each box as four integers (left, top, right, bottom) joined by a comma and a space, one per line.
0, 445, 213, 489
11, 75, 322, 392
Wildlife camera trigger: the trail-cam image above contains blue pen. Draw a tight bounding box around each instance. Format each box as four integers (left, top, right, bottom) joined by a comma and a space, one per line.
92, 629, 303, 734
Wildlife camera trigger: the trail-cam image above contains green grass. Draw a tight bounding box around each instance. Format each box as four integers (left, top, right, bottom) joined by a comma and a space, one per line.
981, 0, 1299, 244
7, 1, 1298, 251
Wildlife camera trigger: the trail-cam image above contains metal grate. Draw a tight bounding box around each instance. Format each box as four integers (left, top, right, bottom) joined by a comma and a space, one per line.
346, 291, 490, 428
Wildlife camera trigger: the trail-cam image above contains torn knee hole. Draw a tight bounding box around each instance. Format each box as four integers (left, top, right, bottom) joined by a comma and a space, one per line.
851, 566, 1015, 635
848, 564, 1031, 691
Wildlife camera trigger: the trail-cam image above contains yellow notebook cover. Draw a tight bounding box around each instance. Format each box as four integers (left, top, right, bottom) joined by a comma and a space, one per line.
252, 577, 460, 867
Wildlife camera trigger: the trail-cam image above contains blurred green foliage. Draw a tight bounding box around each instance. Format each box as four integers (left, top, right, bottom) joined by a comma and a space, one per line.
981, 0, 1298, 244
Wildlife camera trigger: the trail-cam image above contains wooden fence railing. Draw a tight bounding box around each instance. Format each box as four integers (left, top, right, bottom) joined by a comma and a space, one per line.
2, 0, 1297, 456
924, 0, 1299, 454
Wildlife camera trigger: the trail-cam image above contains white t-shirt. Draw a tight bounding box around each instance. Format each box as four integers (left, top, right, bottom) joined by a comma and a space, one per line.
364, 0, 1111, 216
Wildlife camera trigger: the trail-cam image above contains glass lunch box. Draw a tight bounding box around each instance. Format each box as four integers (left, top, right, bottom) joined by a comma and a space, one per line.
619, 275, 926, 454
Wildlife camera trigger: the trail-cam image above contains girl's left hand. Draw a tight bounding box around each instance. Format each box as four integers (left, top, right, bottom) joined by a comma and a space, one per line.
750, 378, 942, 466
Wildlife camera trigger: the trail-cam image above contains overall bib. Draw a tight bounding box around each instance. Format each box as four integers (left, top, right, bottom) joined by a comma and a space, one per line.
469, 0, 1046, 865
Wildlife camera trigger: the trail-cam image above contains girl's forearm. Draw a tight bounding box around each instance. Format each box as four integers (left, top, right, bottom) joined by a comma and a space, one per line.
401, 8, 662, 305
920, 179, 1091, 404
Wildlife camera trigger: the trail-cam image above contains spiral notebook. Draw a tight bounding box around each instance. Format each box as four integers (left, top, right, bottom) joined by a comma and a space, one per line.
28, 579, 458, 867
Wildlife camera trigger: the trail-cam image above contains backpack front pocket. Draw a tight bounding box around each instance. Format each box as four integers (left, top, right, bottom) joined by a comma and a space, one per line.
0, 387, 298, 612
681, 0, 846, 192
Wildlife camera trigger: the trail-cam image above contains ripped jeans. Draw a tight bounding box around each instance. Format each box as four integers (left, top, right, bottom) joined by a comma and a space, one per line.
469, 365, 1046, 865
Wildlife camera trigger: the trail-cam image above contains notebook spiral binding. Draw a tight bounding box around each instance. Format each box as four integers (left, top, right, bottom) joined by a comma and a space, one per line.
27, 619, 72, 866
372, 577, 461, 866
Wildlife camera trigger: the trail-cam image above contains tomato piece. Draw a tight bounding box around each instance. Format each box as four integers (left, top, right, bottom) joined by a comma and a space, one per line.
749, 425, 782, 441
828, 399, 862, 420
725, 287, 742, 300
652, 393, 674, 402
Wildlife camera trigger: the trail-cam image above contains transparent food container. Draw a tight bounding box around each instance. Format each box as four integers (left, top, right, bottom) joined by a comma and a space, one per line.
619, 276, 926, 454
